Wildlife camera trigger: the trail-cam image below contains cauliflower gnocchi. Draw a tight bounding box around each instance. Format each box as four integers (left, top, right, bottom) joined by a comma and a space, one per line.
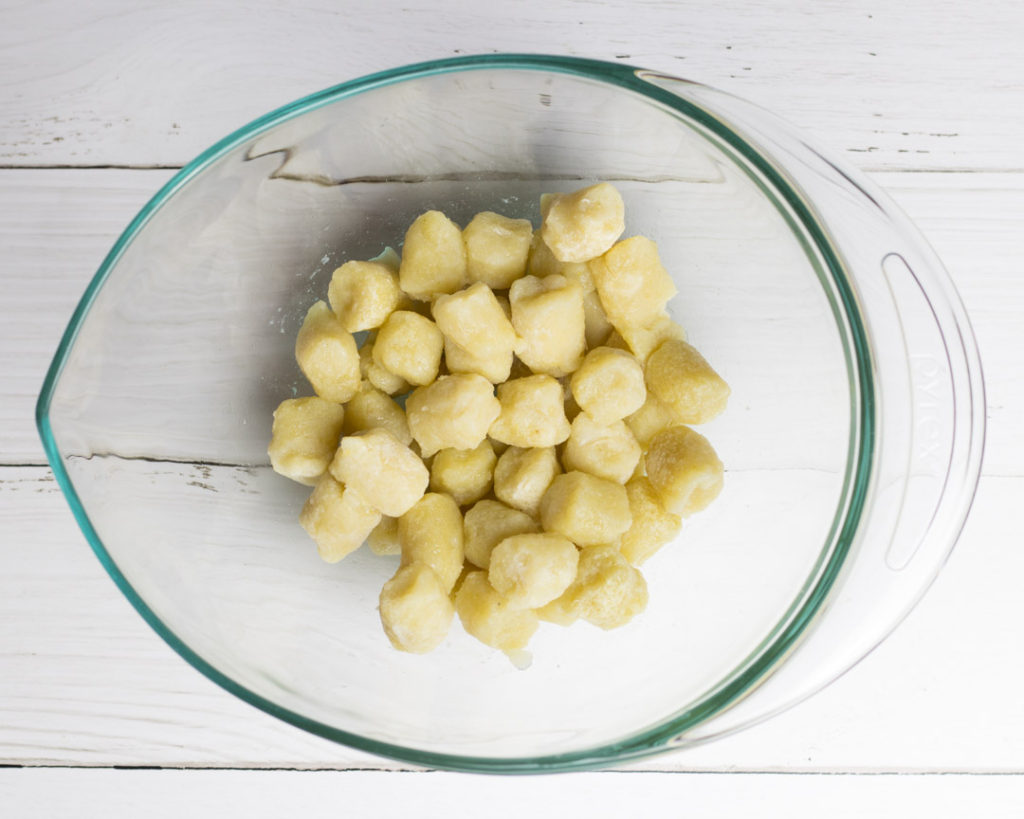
509, 274, 586, 377
493, 445, 562, 517
540, 470, 633, 548
268, 396, 345, 485
462, 499, 540, 570
540, 182, 625, 263
463, 211, 533, 288
299, 475, 381, 563
342, 383, 411, 445
570, 346, 646, 425
645, 338, 731, 425
399, 210, 467, 300
455, 571, 539, 654
618, 476, 682, 566
590, 235, 677, 330
432, 282, 516, 383
489, 374, 571, 448
406, 373, 501, 457
328, 259, 404, 332
429, 440, 497, 507
272, 183, 728, 660
488, 533, 579, 609
379, 562, 454, 654
372, 310, 444, 387
537, 544, 648, 630
294, 301, 361, 404
645, 425, 725, 517
329, 427, 428, 518
398, 492, 464, 593
359, 335, 410, 396
367, 515, 401, 556
561, 414, 642, 485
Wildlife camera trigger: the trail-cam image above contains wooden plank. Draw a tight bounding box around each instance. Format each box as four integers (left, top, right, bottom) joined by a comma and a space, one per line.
1, 0, 1022, 171
1, 769, 1023, 819
0, 169, 174, 463
3, 169, 1019, 473
0, 466, 1020, 770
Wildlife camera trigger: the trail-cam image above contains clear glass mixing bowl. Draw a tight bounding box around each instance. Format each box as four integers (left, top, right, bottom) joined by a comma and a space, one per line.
36, 55, 985, 772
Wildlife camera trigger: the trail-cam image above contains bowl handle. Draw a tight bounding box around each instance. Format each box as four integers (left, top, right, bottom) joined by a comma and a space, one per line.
637, 74, 987, 748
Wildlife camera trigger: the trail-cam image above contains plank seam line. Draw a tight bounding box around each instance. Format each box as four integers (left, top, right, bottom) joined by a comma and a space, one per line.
0, 764, 1022, 775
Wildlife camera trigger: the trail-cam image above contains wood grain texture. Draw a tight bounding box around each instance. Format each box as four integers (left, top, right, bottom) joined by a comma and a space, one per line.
2, 769, 1023, 818
1, 0, 1022, 171
2, 0, 1022, 794
4, 169, 1019, 769
1, 467, 1021, 771
0, 169, 174, 464
4, 170, 1021, 471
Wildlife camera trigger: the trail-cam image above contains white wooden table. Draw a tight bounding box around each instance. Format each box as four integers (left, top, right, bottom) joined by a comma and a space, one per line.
2, 1, 1022, 815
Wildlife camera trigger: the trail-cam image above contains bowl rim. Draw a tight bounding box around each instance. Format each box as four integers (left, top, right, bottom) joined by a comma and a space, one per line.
35, 53, 874, 773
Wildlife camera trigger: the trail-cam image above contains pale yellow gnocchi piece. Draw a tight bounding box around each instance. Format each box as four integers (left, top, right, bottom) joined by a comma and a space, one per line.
379, 562, 454, 654
528, 232, 596, 290
367, 515, 401, 556
488, 533, 579, 609
625, 391, 677, 449
406, 373, 502, 457
570, 346, 646, 425
268, 396, 345, 485
539, 471, 632, 548
582, 290, 614, 349
359, 336, 411, 396
328, 260, 404, 332
329, 427, 428, 517
463, 211, 533, 289
615, 314, 687, 364
399, 493, 465, 592
372, 310, 444, 387
429, 440, 497, 507
489, 374, 571, 448
645, 425, 725, 517
558, 258, 596, 293
342, 383, 411, 445
644, 338, 730, 425
443, 341, 507, 386
462, 499, 540, 570
526, 230, 562, 279
299, 475, 381, 563
590, 236, 677, 330
295, 301, 361, 403
398, 210, 467, 300
492, 445, 562, 517
537, 544, 648, 629
509, 274, 586, 377
279, 183, 730, 656
540, 182, 625, 263
432, 282, 516, 383
455, 570, 539, 653
561, 414, 642, 485
618, 476, 682, 565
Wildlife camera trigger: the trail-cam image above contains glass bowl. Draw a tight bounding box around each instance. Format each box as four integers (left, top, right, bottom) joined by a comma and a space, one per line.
36, 55, 985, 772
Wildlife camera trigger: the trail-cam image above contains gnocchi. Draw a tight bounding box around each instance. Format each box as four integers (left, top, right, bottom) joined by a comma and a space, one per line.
272, 183, 728, 660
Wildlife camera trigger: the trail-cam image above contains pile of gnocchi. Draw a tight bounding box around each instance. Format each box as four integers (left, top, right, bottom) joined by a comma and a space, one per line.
269, 183, 729, 661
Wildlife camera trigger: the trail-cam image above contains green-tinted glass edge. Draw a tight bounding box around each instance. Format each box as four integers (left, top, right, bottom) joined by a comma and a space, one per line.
35, 53, 874, 774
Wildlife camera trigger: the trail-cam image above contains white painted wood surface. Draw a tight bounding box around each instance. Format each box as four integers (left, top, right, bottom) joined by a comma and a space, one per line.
2, 769, 1023, 818
2, 0, 1023, 814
